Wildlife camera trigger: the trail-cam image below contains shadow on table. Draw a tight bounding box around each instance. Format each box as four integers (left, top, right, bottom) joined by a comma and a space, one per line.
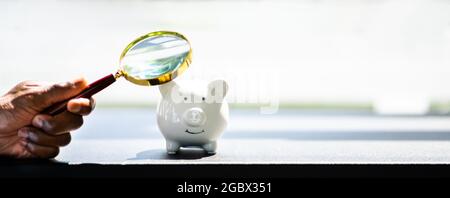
128, 148, 215, 161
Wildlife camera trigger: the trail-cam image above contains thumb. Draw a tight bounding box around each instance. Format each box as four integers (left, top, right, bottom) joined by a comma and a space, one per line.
35, 77, 88, 109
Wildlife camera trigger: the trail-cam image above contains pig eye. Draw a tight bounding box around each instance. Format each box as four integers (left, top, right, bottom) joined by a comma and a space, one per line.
184, 97, 188, 101
202, 97, 206, 101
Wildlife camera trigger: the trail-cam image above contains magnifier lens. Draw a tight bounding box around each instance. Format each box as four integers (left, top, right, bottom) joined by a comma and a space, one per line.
120, 34, 190, 81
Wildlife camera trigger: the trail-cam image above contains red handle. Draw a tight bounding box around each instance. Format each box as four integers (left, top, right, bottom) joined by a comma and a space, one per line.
42, 74, 117, 116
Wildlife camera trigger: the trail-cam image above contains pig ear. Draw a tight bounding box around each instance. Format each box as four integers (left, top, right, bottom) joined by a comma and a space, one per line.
159, 81, 180, 98
207, 80, 228, 100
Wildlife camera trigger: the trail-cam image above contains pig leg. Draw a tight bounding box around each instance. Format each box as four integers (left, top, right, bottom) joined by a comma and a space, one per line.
166, 140, 180, 154
203, 141, 217, 154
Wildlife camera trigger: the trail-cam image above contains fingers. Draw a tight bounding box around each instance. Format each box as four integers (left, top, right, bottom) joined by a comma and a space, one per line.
18, 127, 71, 147
31, 112, 83, 135
67, 97, 95, 116
29, 96, 95, 134
17, 127, 68, 159
34, 77, 88, 109
25, 141, 59, 159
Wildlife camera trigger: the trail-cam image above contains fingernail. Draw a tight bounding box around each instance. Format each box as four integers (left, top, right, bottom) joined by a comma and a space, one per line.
20, 140, 27, 147
33, 116, 45, 128
71, 76, 87, 87
71, 103, 81, 113
17, 129, 29, 138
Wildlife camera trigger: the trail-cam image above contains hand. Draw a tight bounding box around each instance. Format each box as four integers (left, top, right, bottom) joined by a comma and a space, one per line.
0, 78, 95, 158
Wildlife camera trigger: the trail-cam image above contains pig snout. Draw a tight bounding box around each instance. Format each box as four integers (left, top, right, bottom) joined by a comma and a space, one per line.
183, 107, 207, 127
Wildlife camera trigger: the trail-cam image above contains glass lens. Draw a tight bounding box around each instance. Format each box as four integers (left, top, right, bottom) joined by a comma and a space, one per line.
120, 34, 190, 80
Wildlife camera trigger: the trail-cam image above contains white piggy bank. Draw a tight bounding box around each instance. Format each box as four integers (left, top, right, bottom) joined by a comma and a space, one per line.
156, 80, 229, 154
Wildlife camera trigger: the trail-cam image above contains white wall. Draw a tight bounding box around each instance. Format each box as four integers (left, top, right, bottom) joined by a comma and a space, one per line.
1, 0, 449, 106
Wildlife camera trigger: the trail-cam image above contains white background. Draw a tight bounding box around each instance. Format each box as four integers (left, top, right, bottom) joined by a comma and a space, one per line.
1, 0, 449, 107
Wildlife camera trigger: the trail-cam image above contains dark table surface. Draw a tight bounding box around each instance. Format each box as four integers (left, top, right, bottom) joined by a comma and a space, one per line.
54, 108, 450, 164
3, 108, 450, 177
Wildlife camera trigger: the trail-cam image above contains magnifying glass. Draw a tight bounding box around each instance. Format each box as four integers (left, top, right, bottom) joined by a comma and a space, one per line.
42, 31, 192, 115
